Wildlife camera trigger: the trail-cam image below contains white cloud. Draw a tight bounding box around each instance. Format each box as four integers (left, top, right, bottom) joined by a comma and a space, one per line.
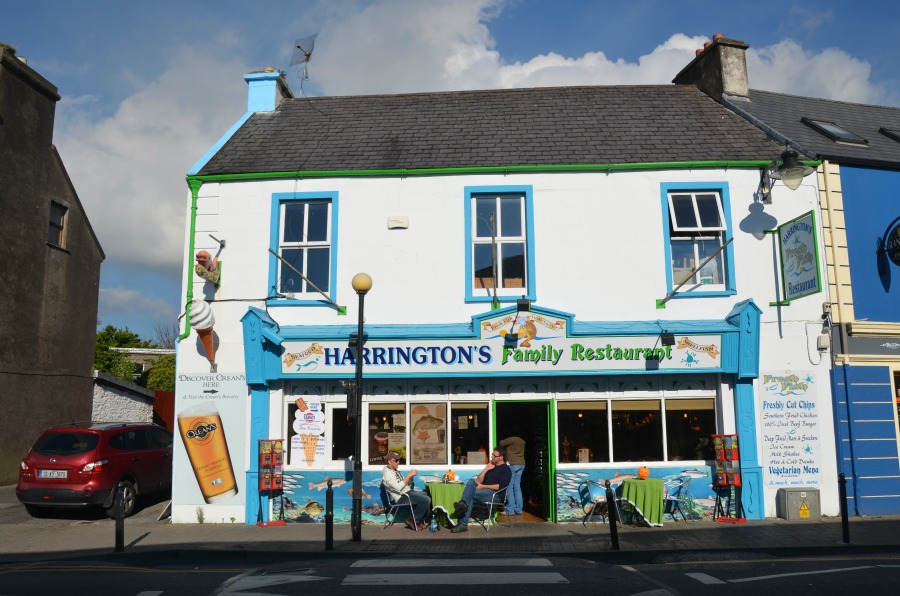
55, 39, 251, 273
99, 287, 178, 321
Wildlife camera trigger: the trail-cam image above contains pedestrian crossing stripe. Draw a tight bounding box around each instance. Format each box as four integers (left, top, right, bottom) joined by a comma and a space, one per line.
342, 572, 568, 586
352, 558, 553, 568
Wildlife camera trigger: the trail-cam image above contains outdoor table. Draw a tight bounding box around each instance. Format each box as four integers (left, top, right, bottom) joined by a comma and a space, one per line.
619, 478, 665, 526
426, 481, 465, 526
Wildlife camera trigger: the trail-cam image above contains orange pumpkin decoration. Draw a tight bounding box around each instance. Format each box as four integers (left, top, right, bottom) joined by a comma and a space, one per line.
446, 470, 456, 481
637, 465, 650, 480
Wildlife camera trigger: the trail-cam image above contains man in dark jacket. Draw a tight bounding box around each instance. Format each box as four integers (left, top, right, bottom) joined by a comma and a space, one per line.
451, 447, 512, 533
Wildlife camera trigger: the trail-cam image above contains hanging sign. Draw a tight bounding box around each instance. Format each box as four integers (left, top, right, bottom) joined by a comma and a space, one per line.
886, 221, 900, 267
778, 211, 822, 301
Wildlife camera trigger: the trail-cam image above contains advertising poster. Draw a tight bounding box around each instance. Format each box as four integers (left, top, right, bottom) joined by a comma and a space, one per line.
759, 371, 822, 487
173, 373, 247, 510
289, 396, 326, 468
410, 403, 447, 465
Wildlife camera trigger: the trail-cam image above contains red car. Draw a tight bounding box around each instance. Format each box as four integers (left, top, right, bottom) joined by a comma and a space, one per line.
17, 422, 173, 518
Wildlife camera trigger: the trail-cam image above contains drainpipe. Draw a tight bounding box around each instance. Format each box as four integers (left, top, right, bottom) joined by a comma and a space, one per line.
178, 178, 204, 340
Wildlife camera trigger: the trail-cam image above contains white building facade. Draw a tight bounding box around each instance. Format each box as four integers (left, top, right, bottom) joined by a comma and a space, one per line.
172, 70, 838, 525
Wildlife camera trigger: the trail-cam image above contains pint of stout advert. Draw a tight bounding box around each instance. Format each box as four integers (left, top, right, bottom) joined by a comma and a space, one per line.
178, 402, 238, 503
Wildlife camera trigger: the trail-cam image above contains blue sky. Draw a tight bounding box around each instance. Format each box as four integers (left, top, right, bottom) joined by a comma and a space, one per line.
4, 0, 899, 342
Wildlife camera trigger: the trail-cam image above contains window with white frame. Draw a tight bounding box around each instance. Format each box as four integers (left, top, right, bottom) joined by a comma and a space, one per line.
274, 198, 332, 296
667, 190, 727, 288
466, 187, 534, 303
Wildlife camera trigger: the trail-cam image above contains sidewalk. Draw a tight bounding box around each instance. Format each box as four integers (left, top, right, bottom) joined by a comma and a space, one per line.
3, 484, 900, 565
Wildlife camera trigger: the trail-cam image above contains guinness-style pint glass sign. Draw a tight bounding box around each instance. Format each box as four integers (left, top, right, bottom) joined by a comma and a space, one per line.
178, 402, 238, 503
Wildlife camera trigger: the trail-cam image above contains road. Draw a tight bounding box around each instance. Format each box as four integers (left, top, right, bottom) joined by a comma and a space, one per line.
2, 553, 899, 595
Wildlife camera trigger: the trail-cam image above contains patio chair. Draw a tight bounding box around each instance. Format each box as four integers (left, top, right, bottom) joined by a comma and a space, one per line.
471, 485, 512, 531
664, 476, 690, 521
380, 482, 418, 531
578, 479, 623, 526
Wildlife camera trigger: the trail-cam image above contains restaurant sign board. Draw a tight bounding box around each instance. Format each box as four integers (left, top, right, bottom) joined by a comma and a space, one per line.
281, 312, 722, 376
778, 211, 822, 302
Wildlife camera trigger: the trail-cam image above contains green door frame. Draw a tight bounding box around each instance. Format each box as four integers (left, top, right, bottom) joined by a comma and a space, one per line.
492, 399, 556, 522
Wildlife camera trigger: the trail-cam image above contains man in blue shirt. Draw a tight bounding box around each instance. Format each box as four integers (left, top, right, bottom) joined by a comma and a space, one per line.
451, 446, 512, 533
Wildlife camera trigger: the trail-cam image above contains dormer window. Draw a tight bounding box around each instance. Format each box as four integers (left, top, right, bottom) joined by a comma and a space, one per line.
801, 118, 867, 145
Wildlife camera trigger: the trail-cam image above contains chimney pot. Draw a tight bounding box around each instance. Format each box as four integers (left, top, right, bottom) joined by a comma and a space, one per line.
713, 33, 724, 41
696, 49, 703, 56
704, 41, 712, 49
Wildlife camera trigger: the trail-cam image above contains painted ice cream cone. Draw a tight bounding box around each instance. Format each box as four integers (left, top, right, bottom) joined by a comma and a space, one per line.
188, 300, 216, 362
197, 327, 215, 362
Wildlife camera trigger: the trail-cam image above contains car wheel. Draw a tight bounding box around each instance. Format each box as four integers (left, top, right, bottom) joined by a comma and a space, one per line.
105, 480, 137, 518
24, 503, 51, 518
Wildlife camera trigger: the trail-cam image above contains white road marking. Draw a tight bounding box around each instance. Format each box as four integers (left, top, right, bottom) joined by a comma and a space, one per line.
728, 565, 873, 583
352, 558, 552, 568
342, 572, 568, 585
686, 572, 726, 584
220, 574, 328, 593
135, 592, 163, 596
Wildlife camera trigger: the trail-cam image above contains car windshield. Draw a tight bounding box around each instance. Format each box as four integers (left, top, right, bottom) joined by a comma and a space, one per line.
33, 432, 100, 456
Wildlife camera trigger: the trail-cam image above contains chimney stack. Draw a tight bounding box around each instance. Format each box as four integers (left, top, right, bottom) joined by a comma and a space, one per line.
672, 34, 750, 102
244, 67, 293, 113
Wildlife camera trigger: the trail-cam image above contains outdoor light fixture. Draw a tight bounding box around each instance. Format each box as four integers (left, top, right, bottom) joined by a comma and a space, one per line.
349, 272, 372, 543
661, 333, 676, 347
760, 149, 816, 202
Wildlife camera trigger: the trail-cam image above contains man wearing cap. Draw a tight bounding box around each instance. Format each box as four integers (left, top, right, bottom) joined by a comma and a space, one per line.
450, 446, 512, 533
382, 452, 432, 531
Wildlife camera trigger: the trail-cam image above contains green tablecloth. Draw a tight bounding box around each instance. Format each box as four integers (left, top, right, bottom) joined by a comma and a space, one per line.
426, 481, 465, 526
619, 478, 664, 526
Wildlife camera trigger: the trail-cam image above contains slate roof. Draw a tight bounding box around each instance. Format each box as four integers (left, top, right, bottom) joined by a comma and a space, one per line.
724, 90, 900, 169
197, 85, 788, 176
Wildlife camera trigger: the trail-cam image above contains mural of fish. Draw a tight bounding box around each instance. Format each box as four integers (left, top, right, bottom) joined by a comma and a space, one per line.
347, 488, 372, 499
413, 415, 443, 432
309, 476, 348, 491
303, 499, 324, 516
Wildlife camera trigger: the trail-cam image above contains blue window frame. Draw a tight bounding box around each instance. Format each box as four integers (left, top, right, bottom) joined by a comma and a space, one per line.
464, 185, 536, 305
660, 182, 735, 297
268, 192, 339, 305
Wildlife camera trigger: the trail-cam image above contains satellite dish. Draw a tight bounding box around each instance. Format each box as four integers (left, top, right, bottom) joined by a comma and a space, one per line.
288, 34, 317, 95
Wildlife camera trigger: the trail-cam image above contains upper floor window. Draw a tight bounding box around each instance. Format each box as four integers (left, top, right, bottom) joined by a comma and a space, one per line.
48, 201, 67, 247
465, 186, 535, 304
269, 192, 338, 303
661, 183, 735, 297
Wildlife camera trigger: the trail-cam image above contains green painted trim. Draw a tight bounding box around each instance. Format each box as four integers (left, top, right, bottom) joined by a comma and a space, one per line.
769, 300, 791, 306
186, 159, 821, 184
179, 179, 204, 340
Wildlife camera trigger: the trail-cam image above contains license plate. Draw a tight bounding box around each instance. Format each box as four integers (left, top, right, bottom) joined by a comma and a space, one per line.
38, 469, 67, 479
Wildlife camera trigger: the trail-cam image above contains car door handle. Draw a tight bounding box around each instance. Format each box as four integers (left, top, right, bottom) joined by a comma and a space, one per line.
132, 457, 142, 461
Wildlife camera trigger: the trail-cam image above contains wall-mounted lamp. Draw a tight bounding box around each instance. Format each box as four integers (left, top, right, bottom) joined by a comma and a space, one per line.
661, 333, 676, 347
760, 150, 816, 203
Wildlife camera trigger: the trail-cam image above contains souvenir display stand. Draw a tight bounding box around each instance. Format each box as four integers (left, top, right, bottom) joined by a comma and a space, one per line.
712, 434, 745, 523
257, 439, 286, 527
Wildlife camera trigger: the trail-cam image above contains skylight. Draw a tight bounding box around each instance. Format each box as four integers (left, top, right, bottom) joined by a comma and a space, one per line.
879, 127, 900, 143
801, 118, 867, 145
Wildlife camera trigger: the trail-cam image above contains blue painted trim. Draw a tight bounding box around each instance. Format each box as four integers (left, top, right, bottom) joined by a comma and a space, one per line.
267, 192, 340, 307
659, 182, 736, 296
463, 185, 536, 304
244, 71, 283, 112
187, 112, 253, 175
734, 378, 763, 520
245, 384, 271, 524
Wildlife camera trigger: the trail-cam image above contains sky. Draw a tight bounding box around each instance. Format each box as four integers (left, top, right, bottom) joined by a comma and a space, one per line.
4, 0, 899, 342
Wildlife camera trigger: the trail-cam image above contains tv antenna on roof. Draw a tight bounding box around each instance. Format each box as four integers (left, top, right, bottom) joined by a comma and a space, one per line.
288, 34, 317, 95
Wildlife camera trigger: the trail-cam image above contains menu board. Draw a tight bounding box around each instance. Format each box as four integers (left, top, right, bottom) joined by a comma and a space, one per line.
410, 403, 447, 465
759, 371, 822, 487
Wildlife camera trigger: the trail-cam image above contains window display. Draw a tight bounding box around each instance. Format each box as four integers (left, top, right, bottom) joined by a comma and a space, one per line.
450, 403, 489, 464
368, 403, 406, 464
410, 403, 447, 465
557, 401, 608, 463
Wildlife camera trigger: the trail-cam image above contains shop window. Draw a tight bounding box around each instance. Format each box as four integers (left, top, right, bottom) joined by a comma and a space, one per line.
408, 403, 447, 465
450, 403, 490, 465
558, 401, 609, 463
660, 183, 735, 297
664, 398, 716, 461
611, 399, 663, 462
48, 201, 67, 247
268, 192, 338, 305
464, 186, 535, 305
368, 403, 407, 465
287, 400, 352, 467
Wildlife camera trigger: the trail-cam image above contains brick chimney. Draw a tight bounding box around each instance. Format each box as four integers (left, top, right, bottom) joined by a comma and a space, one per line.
672, 35, 750, 102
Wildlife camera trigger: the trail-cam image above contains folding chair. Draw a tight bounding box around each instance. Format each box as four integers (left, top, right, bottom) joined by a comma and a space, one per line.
579, 479, 624, 526
380, 482, 418, 531
664, 476, 690, 521
471, 486, 512, 531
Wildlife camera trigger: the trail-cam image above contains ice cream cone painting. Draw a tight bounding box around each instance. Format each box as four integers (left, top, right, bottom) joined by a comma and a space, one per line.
299, 433, 319, 467
189, 300, 216, 363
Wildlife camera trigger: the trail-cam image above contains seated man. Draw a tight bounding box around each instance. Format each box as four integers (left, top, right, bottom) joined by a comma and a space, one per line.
451, 446, 512, 533
382, 451, 432, 531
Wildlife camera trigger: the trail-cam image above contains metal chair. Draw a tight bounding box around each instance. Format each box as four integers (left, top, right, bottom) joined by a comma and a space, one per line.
664, 476, 691, 521
380, 482, 418, 531
579, 479, 625, 526
471, 485, 512, 531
